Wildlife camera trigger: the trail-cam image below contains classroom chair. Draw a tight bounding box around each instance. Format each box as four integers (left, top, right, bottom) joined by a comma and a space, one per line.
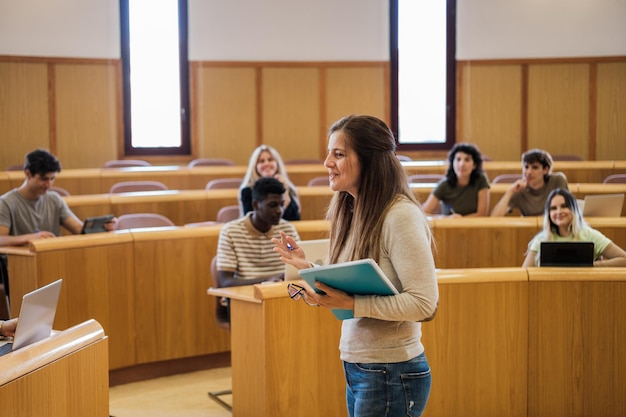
115, 213, 175, 230
551, 154, 584, 161
602, 174, 626, 184
5, 164, 24, 171
207, 255, 233, 411
307, 176, 330, 186
492, 174, 522, 184
407, 174, 445, 184
50, 186, 71, 196
109, 180, 169, 194
216, 206, 240, 223
103, 159, 151, 168
284, 158, 324, 165
188, 158, 235, 167
205, 178, 242, 190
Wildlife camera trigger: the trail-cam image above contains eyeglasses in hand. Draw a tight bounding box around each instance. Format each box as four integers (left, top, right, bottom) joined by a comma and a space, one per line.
287, 283, 318, 306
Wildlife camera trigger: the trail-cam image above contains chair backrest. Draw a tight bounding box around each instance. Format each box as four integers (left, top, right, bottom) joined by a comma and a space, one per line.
408, 174, 445, 184
6, 164, 24, 171
217, 205, 241, 223
116, 213, 175, 230
103, 159, 151, 168
205, 178, 243, 190
603, 174, 626, 184
492, 174, 522, 184
50, 186, 71, 196
307, 176, 330, 186
551, 154, 583, 161
211, 256, 230, 330
188, 158, 235, 168
184, 221, 222, 227
109, 181, 169, 194
284, 158, 324, 165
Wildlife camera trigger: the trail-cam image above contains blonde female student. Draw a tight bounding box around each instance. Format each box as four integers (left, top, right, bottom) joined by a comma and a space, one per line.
273, 115, 438, 417
239, 145, 301, 221
522, 188, 626, 267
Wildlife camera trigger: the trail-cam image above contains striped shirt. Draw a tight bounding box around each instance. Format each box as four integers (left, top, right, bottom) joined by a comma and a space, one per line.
217, 212, 300, 280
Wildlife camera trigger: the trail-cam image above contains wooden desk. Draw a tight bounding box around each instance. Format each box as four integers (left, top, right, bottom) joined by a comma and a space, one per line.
207, 282, 345, 417
3, 227, 230, 370
0, 319, 109, 417
210, 267, 625, 417
527, 268, 626, 417
1, 161, 622, 197
422, 268, 529, 417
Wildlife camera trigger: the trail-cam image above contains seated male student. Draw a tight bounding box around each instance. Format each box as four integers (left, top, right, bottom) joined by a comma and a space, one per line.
491, 148, 569, 217
216, 177, 300, 287
0, 149, 117, 246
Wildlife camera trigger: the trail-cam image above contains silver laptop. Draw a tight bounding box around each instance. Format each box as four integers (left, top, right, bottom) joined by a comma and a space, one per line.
580, 194, 624, 217
284, 239, 329, 281
0, 279, 62, 356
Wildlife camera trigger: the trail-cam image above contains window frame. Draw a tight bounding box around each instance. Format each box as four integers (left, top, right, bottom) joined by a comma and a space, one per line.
390, 0, 457, 151
119, 0, 191, 156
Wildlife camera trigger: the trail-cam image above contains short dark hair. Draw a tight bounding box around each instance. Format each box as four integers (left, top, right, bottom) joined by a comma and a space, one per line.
522, 149, 553, 170
24, 149, 62, 176
252, 177, 285, 202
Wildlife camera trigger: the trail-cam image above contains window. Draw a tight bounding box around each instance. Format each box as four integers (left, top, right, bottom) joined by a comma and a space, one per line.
390, 0, 456, 150
119, 0, 191, 155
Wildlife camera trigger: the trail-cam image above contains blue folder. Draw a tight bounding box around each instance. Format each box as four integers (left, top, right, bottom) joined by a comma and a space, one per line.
298, 258, 399, 320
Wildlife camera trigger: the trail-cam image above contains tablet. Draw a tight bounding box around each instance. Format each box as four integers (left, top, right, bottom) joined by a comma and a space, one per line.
81, 214, 114, 234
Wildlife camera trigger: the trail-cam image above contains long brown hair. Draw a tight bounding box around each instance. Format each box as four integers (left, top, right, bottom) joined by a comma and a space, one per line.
326, 115, 428, 263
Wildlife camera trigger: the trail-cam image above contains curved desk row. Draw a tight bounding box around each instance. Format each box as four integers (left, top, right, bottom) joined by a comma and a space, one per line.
2, 217, 625, 374
59, 183, 626, 231
208, 267, 626, 417
1, 160, 623, 195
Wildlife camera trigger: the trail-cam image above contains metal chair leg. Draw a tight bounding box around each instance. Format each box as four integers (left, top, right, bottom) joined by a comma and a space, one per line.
208, 389, 232, 412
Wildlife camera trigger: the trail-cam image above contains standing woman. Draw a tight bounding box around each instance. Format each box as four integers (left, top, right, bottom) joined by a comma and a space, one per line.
421, 143, 490, 217
239, 145, 301, 220
274, 115, 439, 417
522, 188, 626, 267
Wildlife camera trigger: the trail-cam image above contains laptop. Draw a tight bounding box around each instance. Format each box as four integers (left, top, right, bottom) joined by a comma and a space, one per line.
539, 242, 594, 267
284, 239, 330, 281
579, 194, 624, 217
0, 279, 62, 356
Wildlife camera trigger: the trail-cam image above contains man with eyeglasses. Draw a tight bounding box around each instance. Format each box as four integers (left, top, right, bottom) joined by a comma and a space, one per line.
216, 177, 300, 288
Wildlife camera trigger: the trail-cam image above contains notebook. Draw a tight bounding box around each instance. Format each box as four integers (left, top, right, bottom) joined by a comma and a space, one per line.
580, 194, 624, 217
284, 239, 330, 281
0, 279, 62, 356
298, 259, 399, 320
539, 242, 594, 267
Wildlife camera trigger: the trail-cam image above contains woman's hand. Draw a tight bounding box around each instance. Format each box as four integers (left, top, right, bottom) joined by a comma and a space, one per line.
307, 281, 355, 311
272, 231, 310, 270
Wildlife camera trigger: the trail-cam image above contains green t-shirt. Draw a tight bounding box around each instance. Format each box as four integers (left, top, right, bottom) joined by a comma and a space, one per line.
433, 172, 490, 215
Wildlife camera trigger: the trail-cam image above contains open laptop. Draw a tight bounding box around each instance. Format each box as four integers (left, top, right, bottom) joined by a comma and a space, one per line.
579, 194, 624, 217
0, 279, 62, 356
285, 239, 330, 281
540, 242, 594, 267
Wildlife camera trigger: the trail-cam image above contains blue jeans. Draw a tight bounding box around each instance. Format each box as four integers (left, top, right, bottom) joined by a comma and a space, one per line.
344, 353, 431, 417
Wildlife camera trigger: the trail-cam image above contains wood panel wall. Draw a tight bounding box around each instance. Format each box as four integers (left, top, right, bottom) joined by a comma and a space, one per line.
1, 55, 625, 169
457, 57, 626, 161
